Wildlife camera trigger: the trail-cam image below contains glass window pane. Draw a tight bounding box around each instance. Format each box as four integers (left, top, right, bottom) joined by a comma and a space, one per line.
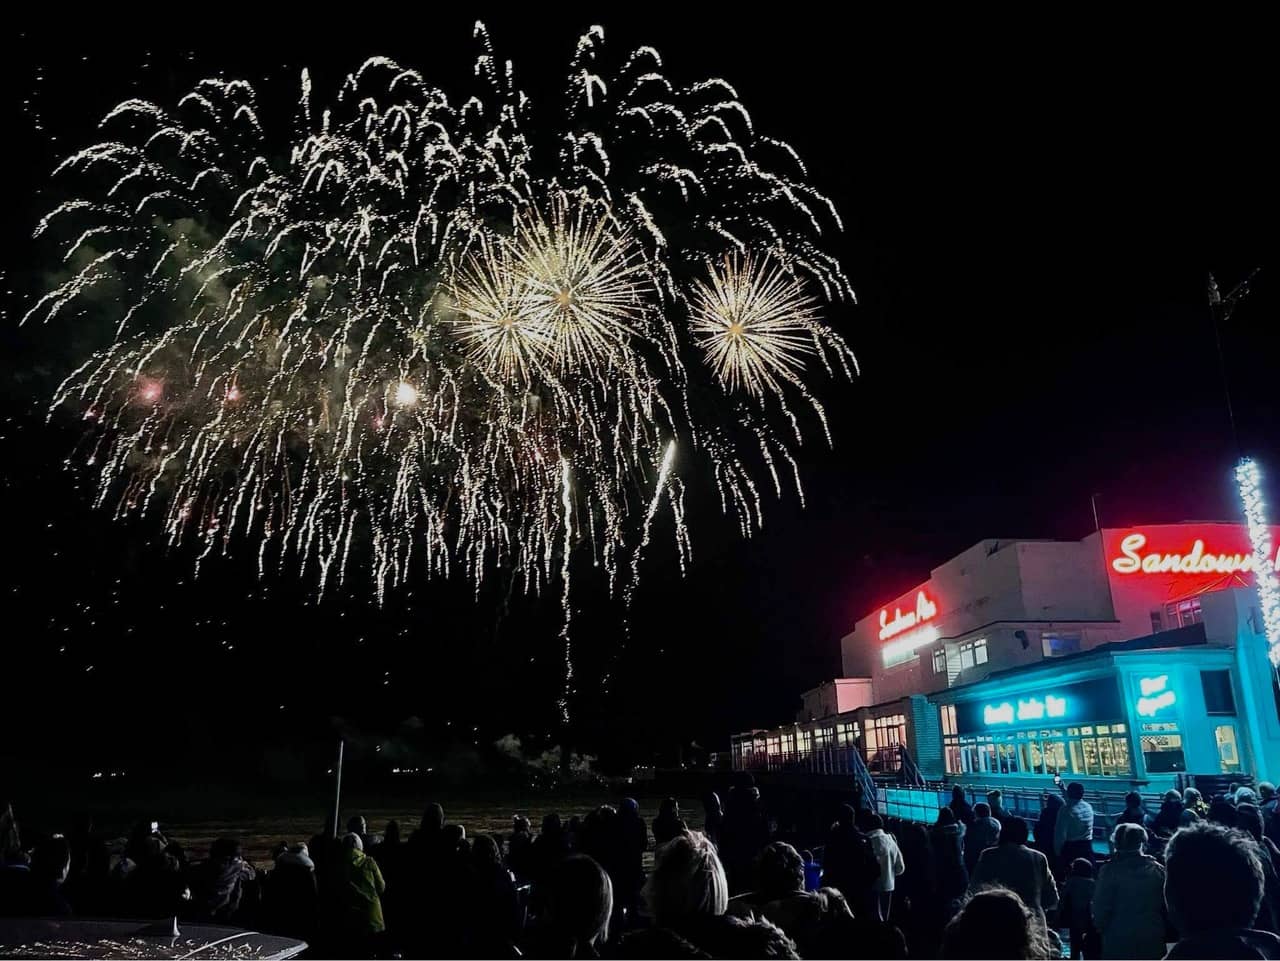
1216, 724, 1242, 773
1141, 732, 1186, 773
975, 640, 989, 665
1082, 737, 1099, 775
1111, 737, 1132, 775
1069, 740, 1084, 774
1045, 740, 1068, 776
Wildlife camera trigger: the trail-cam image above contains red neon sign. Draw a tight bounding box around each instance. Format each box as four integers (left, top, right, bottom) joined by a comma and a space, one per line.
1109, 529, 1280, 577
878, 590, 939, 641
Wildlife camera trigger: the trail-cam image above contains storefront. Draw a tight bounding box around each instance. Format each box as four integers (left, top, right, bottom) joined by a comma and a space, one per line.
931, 628, 1251, 793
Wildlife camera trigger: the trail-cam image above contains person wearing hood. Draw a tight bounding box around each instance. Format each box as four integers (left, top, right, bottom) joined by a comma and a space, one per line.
964, 802, 1001, 876
1092, 823, 1165, 958
335, 832, 386, 950
931, 808, 968, 904
1164, 821, 1280, 959
616, 831, 798, 959
264, 842, 318, 941
1182, 787, 1209, 822
1153, 790, 1188, 837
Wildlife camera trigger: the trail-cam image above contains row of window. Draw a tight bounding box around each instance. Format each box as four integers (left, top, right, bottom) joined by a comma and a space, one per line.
1152, 597, 1203, 634
932, 638, 989, 674
943, 724, 1134, 777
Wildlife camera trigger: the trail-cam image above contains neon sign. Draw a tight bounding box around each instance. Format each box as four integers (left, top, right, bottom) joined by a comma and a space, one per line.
878, 590, 939, 641
983, 695, 1067, 726
1136, 674, 1176, 717
1110, 531, 1280, 577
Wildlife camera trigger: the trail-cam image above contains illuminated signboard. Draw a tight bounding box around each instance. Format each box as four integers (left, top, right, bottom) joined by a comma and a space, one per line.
983, 694, 1067, 726
1110, 530, 1280, 578
1136, 674, 1177, 717
878, 590, 939, 641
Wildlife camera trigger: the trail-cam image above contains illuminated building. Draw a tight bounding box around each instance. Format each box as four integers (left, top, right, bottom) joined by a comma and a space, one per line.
731, 521, 1280, 795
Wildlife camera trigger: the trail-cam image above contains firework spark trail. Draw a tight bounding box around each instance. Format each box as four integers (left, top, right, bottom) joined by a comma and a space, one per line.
29, 24, 858, 717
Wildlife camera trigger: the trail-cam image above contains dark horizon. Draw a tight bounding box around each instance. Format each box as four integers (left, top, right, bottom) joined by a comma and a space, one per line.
2, 13, 1276, 788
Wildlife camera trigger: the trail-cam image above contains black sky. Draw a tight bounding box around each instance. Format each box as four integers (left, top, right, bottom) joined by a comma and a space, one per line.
2, 12, 1276, 787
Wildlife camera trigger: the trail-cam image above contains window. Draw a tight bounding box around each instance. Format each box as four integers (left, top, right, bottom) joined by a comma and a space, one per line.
1150, 610, 1164, 634
866, 714, 906, 773
942, 721, 1129, 777
1140, 721, 1185, 773
1202, 671, 1237, 715
1216, 724, 1242, 773
1042, 633, 1082, 657
1165, 598, 1203, 628
957, 638, 988, 671
933, 648, 947, 674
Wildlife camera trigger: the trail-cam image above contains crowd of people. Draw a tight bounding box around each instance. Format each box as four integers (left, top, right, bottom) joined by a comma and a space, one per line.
3, 777, 1280, 958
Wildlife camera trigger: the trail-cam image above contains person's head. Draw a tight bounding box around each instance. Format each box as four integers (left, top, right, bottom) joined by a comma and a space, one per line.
621, 798, 639, 817
445, 823, 466, 849
1238, 803, 1265, 844
384, 820, 400, 845
987, 789, 1003, 808
1260, 782, 1277, 803
473, 834, 501, 866
342, 832, 363, 852
1209, 798, 1238, 828
513, 814, 531, 834
1164, 789, 1182, 805
209, 837, 242, 863
545, 855, 613, 952
836, 803, 855, 828
1165, 821, 1264, 935
1070, 858, 1093, 879
999, 817, 1029, 846
422, 802, 444, 832
942, 887, 1049, 959
974, 802, 991, 819
864, 814, 884, 833
543, 813, 563, 835
32, 835, 71, 886
1125, 791, 1143, 810
643, 831, 729, 927
1112, 822, 1146, 854
756, 842, 805, 900
1043, 793, 1062, 811
703, 791, 721, 815
659, 797, 680, 818
347, 815, 367, 837
1183, 787, 1202, 807
1237, 787, 1260, 807
1066, 782, 1085, 802
937, 807, 957, 826
953, 785, 966, 802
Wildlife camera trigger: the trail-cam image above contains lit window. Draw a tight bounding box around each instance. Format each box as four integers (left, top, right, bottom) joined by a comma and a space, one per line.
975, 638, 988, 665
1215, 724, 1242, 773
933, 648, 947, 674
957, 638, 987, 670
1042, 633, 1081, 657
1140, 721, 1185, 773
1165, 598, 1203, 629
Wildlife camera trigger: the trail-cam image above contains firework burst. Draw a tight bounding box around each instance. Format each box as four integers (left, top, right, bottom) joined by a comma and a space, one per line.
27, 23, 858, 709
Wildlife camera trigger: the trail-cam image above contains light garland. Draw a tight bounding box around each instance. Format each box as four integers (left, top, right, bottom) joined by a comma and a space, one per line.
1236, 458, 1280, 664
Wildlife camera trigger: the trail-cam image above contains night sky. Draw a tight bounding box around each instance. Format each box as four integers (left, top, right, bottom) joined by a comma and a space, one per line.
2, 14, 1276, 791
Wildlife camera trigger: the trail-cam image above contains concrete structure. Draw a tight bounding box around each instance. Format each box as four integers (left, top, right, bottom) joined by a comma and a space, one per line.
796, 679, 873, 722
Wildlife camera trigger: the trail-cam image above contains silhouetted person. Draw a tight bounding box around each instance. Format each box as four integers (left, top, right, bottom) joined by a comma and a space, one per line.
508, 815, 536, 883
970, 817, 1058, 940
966, 802, 1001, 875
22, 834, 73, 917
533, 814, 571, 885
652, 798, 688, 847
932, 807, 968, 904
410, 801, 446, 859
703, 792, 725, 848
1092, 823, 1165, 958
347, 814, 370, 851
896, 822, 940, 957
264, 842, 318, 942
1238, 804, 1280, 935
942, 886, 1052, 959
616, 832, 797, 958
1034, 794, 1062, 863
1114, 791, 1151, 829
865, 814, 904, 921
950, 786, 975, 826
822, 804, 880, 916
467, 834, 522, 956
721, 774, 770, 893
190, 837, 255, 924
987, 790, 1014, 827
525, 854, 614, 959
126, 834, 187, 920
1058, 858, 1098, 960
1164, 820, 1280, 958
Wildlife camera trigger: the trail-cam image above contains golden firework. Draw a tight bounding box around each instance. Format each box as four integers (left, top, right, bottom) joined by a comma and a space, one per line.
689, 253, 820, 395
447, 237, 550, 382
